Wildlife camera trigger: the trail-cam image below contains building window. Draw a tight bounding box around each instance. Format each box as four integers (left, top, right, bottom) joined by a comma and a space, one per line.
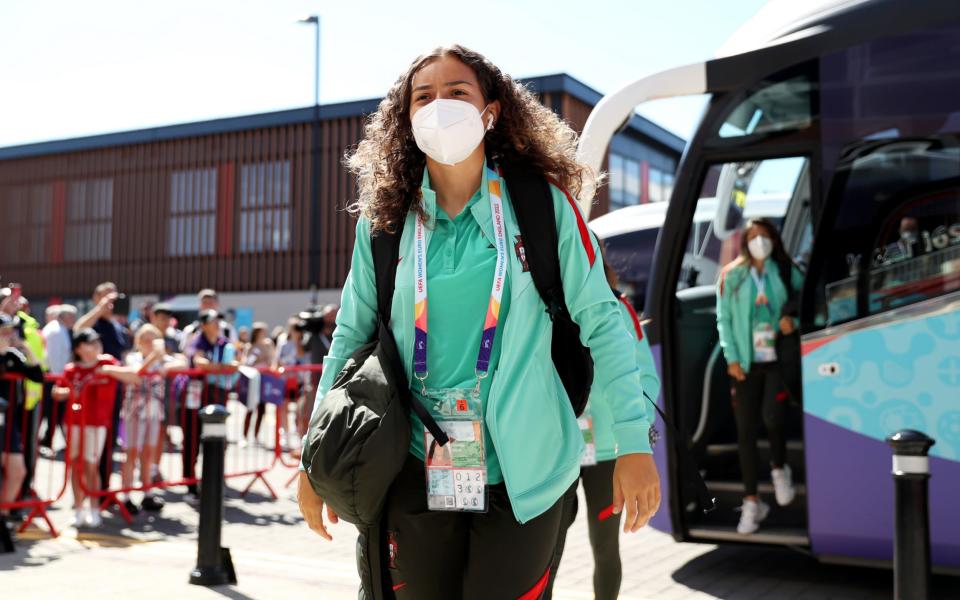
239, 160, 291, 252
1, 185, 52, 264
66, 179, 113, 261
649, 166, 675, 203
168, 168, 217, 257
608, 153, 640, 209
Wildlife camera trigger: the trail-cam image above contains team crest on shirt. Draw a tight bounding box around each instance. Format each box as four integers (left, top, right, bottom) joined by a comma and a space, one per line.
514, 235, 529, 272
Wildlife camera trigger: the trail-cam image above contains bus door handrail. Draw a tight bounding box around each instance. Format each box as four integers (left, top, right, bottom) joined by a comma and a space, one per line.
692, 342, 723, 445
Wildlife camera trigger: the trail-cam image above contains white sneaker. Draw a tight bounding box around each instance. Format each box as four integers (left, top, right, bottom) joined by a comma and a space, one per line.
85, 508, 102, 528
70, 508, 86, 528
737, 499, 770, 534
771, 465, 796, 506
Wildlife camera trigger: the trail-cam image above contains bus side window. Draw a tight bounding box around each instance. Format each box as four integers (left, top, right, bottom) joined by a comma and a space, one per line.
867, 190, 960, 313
810, 139, 960, 328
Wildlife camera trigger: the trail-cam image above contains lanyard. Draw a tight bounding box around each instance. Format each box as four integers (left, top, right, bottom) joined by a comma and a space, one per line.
749, 266, 768, 306
413, 165, 508, 389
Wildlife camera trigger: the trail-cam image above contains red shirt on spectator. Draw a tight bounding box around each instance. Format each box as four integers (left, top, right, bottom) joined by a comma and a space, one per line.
60, 356, 120, 428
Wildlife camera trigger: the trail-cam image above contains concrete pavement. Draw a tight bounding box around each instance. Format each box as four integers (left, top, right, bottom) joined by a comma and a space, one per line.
2, 451, 956, 599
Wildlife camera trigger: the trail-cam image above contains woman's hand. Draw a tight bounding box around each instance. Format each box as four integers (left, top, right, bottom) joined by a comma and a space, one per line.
779, 316, 796, 336
297, 471, 338, 540
727, 361, 747, 382
612, 452, 661, 532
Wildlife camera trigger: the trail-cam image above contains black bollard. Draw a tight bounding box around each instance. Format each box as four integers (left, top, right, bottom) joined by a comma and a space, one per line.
886, 429, 935, 600
0, 398, 14, 553
189, 404, 236, 586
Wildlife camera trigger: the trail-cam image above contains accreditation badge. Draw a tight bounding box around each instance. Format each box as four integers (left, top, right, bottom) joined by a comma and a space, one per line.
423, 388, 487, 513
185, 380, 204, 410
578, 409, 597, 467
752, 321, 777, 363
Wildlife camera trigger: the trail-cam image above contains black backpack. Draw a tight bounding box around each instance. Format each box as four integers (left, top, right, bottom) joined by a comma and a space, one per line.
371, 165, 594, 417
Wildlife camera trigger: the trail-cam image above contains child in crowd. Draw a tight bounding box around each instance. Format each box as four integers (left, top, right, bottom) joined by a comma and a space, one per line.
53, 329, 124, 528
110, 325, 184, 515
241, 322, 275, 446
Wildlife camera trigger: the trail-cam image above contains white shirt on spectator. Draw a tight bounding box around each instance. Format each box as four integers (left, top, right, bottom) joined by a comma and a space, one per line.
42, 319, 72, 374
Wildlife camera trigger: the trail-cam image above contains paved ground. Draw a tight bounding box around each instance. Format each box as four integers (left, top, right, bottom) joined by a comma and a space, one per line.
3, 412, 957, 599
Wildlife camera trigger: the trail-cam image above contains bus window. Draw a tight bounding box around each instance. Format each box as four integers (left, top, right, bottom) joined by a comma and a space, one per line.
601, 227, 659, 311
718, 74, 815, 138
676, 157, 803, 291
868, 188, 960, 313
811, 139, 960, 327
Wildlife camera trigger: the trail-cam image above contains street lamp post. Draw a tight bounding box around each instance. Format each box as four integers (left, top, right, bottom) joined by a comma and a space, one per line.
297, 15, 322, 295
297, 15, 320, 106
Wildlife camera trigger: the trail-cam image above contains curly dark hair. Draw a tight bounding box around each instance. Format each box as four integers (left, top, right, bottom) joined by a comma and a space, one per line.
345, 44, 600, 233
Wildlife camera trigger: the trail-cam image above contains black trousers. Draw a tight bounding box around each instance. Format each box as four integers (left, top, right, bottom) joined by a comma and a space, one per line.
545, 460, 622, 600
181, 385, 229, 485
382, 454, 564, 600
40, 381, 65, 447
732, 362, 788, 497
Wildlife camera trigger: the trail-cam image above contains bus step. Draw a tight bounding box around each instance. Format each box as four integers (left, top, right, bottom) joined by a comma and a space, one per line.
705, 480, 807, 496
687, 524, 809, 546
704, 440, 804, 455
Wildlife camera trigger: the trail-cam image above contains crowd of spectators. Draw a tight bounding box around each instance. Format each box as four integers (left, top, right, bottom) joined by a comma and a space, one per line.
0, 281, 338, 531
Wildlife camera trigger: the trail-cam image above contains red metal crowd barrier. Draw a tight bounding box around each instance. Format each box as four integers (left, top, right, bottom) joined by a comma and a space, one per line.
1, 362, 322, 533
256, 364, 322, 488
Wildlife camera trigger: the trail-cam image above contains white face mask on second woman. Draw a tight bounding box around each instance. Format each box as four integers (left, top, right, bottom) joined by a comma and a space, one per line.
411, 99, 494, 166
748, 235, 774, 261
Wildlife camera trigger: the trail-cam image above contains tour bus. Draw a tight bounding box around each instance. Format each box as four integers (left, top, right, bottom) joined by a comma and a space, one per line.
591, 196, 787, 312
577, 0, 960, 571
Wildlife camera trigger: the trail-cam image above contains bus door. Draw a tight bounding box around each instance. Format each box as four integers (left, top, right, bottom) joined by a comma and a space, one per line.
671, 155, 812, 544
801, 138, 960, 568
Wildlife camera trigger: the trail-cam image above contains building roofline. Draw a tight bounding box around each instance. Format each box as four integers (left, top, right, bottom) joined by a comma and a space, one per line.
0, 73, 684, 161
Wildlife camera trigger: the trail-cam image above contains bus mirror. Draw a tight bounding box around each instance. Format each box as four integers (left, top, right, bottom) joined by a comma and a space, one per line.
713, 161, 759, 240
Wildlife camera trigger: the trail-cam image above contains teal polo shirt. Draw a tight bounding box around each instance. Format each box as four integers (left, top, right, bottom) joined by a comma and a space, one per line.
407, 167, 509, 485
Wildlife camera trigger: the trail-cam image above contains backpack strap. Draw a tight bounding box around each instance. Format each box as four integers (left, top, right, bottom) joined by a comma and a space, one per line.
371, 226, 401, 325
500, 165, 567, 319
370, 220, 449, 446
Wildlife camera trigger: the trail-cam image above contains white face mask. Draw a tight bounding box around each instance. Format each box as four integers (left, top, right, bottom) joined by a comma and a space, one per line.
411, 99, 493, 166
748, 235, 773, 261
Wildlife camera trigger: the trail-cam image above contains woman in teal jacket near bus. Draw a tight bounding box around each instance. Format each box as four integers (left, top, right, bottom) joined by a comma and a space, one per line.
297, 45, 659, 599
716, 218, 803, 535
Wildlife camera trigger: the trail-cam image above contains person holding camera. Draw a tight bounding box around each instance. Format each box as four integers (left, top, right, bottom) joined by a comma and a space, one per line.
75, 282, 130, 361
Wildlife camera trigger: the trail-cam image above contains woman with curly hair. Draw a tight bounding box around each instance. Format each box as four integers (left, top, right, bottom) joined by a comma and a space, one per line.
298, 45, 659, 598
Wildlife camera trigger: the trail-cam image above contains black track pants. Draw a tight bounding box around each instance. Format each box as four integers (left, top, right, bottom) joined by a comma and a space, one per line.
732, 362, 788, 496
384, 454, 564, 600
545, 460, 622, 600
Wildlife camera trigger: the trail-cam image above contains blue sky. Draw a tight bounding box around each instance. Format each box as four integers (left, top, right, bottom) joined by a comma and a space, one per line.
0, 0, 767, 148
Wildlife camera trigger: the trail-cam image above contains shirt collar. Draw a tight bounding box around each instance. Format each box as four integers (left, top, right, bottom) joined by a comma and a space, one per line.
418, 160, 497, 244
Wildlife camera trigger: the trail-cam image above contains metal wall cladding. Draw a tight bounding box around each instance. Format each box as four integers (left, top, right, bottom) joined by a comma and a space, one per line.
0, 119, 366, 299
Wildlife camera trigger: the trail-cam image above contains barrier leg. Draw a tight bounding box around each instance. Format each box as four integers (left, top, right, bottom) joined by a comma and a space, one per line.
240, 471, 277, 499
886, 430, 935, 600
190, 404, 236, 586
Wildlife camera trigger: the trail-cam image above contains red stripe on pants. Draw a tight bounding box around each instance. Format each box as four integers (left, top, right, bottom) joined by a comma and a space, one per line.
517, 567, 551, 600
